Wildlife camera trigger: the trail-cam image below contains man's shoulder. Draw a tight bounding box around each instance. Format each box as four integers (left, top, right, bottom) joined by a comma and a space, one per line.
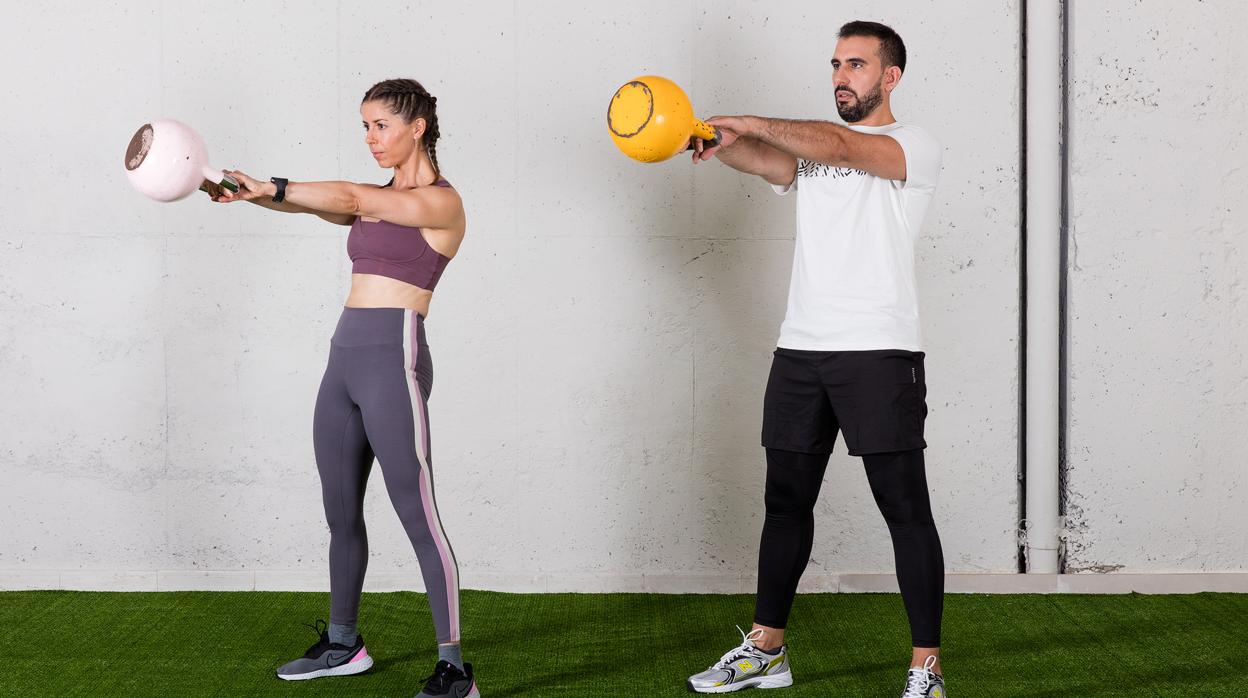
885, 122, 940, 148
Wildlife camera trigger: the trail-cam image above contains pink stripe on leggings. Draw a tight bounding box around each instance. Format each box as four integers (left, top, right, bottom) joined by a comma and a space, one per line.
405, 311, 461, 642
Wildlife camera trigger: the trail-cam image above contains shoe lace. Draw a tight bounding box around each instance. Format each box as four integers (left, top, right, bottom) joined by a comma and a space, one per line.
298, 619, 332, 658
902, 656, 938, 698
302, 619, 329, 637
711, 626, 766, 669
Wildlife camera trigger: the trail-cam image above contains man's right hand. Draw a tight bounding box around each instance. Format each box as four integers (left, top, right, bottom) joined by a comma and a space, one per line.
692, 116, 743, 163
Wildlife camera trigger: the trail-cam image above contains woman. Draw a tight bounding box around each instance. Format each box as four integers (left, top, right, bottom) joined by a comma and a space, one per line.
210, 78, 477, 698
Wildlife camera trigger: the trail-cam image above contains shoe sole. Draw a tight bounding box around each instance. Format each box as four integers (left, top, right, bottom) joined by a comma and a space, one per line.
687, 670, 794, 693
276, 654, 374, 681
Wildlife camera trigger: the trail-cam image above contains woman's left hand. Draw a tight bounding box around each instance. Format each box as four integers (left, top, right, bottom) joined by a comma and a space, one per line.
217, 169, 273, 202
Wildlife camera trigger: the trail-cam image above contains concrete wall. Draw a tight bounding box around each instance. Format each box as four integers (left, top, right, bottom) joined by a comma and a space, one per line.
4, 0, 1021, 592
1064, 1, 1248, 573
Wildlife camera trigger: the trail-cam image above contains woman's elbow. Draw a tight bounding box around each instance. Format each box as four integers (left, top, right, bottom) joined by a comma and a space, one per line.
344, 193, 364, 216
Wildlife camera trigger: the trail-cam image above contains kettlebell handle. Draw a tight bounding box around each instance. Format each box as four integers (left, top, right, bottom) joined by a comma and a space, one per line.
687, 121, 722, 150
198, 170, 240, 195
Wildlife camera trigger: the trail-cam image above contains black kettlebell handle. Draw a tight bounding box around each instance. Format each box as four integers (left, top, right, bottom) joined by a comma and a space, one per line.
687, 127, 723, 151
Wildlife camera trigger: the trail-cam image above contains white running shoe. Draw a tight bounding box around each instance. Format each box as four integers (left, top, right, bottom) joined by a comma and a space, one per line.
901, 655, 946, 698
686, 627, 793, 693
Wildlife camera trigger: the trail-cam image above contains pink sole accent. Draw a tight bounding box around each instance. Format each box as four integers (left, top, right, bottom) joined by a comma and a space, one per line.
350, 647, 371, 664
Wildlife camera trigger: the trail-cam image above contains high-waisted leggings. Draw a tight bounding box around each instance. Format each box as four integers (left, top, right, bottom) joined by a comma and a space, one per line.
313, 307, 460, 644
754, 447, 944, 647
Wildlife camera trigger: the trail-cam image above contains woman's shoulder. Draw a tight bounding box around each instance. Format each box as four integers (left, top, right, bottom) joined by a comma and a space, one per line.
375, 177, 453, 191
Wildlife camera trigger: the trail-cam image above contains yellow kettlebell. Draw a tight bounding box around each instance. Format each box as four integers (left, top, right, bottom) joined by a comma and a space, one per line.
607, 75, 721, 163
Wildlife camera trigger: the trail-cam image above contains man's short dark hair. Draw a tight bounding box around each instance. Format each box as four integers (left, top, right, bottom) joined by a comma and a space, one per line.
838, 21, 907, 74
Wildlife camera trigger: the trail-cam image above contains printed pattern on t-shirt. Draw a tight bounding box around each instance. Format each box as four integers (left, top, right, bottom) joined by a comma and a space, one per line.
797, 158, 866, 179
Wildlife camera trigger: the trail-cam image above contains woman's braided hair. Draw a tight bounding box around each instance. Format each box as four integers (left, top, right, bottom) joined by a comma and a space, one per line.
362, 78, 442, 180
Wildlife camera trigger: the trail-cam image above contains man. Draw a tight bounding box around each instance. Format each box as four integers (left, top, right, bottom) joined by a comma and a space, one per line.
685, 21, 947, 697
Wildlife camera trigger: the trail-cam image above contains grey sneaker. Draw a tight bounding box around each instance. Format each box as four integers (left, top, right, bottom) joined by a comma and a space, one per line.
687, 627, 793, 693
415, 659, 480, 697
275, 621, 373, 681
901, 656, 946, 698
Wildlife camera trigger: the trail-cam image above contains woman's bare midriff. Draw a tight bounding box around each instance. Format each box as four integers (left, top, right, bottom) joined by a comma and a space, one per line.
346, 273, 434, 317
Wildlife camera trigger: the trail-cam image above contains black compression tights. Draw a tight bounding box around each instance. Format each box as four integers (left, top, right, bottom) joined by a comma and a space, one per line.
753, 448, 945, 647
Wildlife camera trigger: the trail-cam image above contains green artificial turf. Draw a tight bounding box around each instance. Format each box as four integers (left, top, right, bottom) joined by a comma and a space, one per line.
2, 590, 1244, 696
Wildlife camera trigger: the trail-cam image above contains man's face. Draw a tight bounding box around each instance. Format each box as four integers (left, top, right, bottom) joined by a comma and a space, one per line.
831, 35, 888, 123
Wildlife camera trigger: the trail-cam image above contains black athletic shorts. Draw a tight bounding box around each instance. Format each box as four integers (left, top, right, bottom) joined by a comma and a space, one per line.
761, 348, 928, 456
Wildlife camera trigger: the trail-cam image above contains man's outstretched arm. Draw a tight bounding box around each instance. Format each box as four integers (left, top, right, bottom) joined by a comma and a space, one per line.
708, 115, 908, 182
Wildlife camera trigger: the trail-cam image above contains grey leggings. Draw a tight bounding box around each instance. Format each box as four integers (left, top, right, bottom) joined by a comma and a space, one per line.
313, 307, 460, 644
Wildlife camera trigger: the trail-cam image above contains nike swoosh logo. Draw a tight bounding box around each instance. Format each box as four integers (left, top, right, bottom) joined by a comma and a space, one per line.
325, 650, 353, 667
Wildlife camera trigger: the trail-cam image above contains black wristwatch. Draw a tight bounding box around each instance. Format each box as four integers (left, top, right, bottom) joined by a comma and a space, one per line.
270, 177, 289, 203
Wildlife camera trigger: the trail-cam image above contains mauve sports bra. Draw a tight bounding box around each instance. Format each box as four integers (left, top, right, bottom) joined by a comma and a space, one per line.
347, 178, 454, 291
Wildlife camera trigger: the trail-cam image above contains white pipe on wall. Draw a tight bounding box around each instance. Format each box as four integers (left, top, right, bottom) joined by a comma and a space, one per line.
1024, 0, 1063, 573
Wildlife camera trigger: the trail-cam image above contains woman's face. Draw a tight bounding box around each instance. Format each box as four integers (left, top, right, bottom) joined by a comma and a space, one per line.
361, 100, 425, 168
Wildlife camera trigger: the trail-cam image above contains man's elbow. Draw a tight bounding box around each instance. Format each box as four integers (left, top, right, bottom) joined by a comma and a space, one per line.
764, 170, 796, 188
765, 157, 799, 187
824, 131, 854, 167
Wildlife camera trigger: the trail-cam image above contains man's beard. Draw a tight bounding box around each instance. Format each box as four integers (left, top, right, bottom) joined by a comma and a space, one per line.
836, 80, 884, 123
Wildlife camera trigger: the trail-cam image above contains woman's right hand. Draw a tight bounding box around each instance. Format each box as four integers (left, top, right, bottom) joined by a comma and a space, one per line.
200, 179, 227, 201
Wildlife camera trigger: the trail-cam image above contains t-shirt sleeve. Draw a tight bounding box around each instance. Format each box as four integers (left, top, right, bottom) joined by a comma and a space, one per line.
771, 160, 800, 196
887, 126, 942, 192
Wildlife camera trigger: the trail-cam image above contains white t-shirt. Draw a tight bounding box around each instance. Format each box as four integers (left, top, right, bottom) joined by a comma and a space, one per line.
772, 122, 942, 351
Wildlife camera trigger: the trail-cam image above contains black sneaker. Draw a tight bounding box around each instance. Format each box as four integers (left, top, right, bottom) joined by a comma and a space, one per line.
415, 659, 480, 697
901, 655, 946, 698
275, 620, 373, 681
